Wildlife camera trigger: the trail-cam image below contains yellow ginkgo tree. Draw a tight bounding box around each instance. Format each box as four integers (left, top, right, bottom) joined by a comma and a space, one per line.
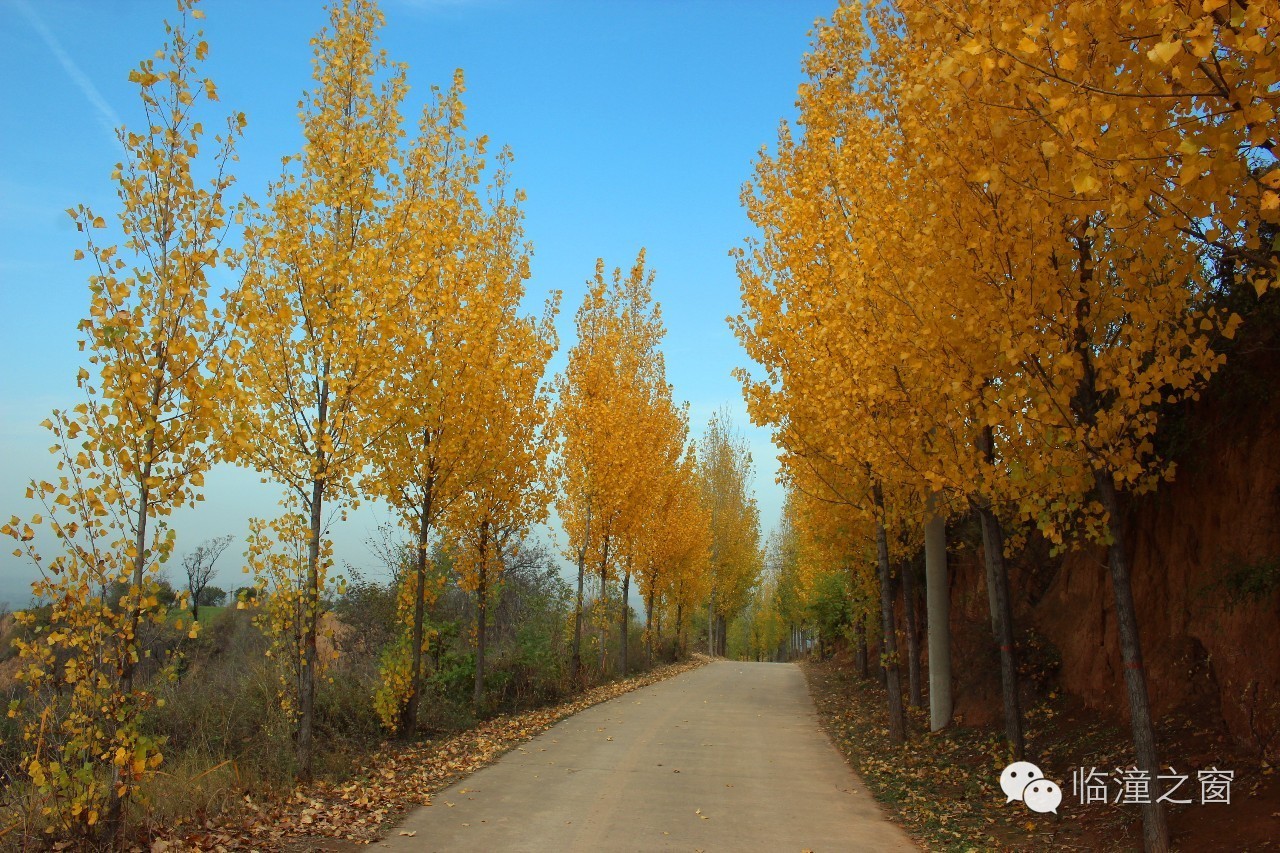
225, 0, 406, 781
735, 1, 1277, 849
443, 298, 558, 710
2, 0, 243, 839
553, 251, 667, 681
363, 70, 496, 734
697, 409, 762, 658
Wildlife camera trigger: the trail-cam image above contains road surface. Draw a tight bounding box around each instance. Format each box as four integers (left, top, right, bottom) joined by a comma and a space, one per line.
380, 660, 917, 852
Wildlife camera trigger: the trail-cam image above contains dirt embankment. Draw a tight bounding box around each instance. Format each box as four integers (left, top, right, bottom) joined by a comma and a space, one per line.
944, 343, 1280, 758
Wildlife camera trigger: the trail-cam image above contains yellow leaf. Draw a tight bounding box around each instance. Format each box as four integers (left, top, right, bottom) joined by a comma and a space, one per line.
1071, 172, 1100, 194
1147, 41, 1182, 65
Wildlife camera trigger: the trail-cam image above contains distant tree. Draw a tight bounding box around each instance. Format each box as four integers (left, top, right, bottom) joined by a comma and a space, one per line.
181, 535, 233, 622
157, 578, 178, 610
334, 571, 397, 656
105, 575, 176, 610
698, 409, 762, 657
196, 585, 227, 608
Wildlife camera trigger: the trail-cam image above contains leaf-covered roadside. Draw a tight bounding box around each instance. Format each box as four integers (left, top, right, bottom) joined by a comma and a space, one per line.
801, 659, 1280, 852
803, 659, 1129, 852
145, 656, 708, 850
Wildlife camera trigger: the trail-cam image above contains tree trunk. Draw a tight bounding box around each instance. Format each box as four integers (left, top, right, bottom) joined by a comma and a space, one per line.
619, 567, 631, 677
975, 485, 1024, 759
298, 475, 324, 782
106, 447, 156, 840
707, 591, 715, 657
645, 583, 656, 667
902, 558, 923, 709
855, 613, 869, 678
872, 480, 906, 744
598, 534, 611, 677
472, 527, 489, 712
122, 350, 164, 698
675, 600, 684, 659
1096, 469, 1169, 853
571, 499, 590, 686
402, 476, 434, 735
121, 465, 154, 697
572, 547, 586, 684
924, 495, 952, 731
1069, 222, 1167, 851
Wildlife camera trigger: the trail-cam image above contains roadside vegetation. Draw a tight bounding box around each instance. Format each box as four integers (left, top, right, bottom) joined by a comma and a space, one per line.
0, 536, 709, 848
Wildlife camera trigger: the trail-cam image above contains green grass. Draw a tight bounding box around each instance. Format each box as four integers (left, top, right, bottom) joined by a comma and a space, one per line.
162, 605, 228, 626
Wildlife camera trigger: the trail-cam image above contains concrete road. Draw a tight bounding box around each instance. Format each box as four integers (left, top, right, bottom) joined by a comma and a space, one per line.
380, 661, 917, 852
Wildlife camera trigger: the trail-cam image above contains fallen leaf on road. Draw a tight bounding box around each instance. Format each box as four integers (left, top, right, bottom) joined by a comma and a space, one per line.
398, 830, 416, 836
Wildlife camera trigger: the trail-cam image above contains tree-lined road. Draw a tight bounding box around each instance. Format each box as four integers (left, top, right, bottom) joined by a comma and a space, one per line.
382, 661, 916, 852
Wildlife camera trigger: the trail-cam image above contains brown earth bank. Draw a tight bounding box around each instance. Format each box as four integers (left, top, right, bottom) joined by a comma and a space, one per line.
803, 657, 1279, 852
832, 335, 1280, 848
911, 338, 1280, 761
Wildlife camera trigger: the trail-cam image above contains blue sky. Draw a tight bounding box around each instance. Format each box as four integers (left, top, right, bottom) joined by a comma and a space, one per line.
0, 0, 830, 605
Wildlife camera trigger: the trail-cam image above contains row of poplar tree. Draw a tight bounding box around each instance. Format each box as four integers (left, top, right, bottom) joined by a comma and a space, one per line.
2, 0, 763, 842
733, 2, 1278, 852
